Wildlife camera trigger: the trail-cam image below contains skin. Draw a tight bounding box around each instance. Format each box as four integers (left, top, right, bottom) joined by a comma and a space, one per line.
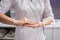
24, 18, 53, 28
0, 12, 53, 28
0, 12, 36, 26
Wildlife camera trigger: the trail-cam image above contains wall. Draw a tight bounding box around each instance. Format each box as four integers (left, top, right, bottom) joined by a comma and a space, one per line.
50, 0, 60, 19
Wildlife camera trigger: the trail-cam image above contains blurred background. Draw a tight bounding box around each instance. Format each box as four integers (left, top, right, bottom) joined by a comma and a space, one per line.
50, 0, 60, 19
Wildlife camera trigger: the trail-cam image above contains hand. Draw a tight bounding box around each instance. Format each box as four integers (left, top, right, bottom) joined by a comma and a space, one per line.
23, 23, 38, 28
24, 18, 36, 25
24, 22, 43, 28
38, 22, 44, 27
14, 18, 36, 26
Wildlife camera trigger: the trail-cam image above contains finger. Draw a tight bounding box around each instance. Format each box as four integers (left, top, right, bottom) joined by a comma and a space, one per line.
25, 18, 37, 24
24, 24, 36, 28
33, 23, 40, 28
27, 19, 37, 24
24, 24, 34, 28
25, 22, 36, 25
24, 24, 40, 28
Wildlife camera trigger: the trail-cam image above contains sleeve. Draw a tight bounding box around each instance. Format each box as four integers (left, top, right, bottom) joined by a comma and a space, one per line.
43, 0, 54, 20
0, 0, 12, 14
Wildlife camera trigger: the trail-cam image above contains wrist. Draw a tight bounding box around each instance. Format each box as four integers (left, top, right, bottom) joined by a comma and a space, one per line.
42, 22, 48, 26
13, 19, 25, 26
13, 20, 18, 26
39, 22, 44, 27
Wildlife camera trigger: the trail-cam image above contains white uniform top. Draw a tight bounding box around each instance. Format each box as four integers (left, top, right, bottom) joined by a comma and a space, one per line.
0, 0, 54, 40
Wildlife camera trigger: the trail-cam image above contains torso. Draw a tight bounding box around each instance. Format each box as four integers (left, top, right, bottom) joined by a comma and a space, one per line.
11, 0, 46, 40
11, 0, 44, 22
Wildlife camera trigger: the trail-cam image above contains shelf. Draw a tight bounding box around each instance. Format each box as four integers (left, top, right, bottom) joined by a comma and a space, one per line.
0, 33, 14, 39
0, 23, 16, 28
0, 35, 14, 40
0, 37, 14, 40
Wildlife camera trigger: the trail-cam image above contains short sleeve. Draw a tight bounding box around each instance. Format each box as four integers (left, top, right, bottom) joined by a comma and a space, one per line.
43, 0, 54, 20
0, 0, 12, 14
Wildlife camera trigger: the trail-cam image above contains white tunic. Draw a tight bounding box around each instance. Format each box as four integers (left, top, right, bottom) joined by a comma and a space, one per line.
0, 0, 54, 40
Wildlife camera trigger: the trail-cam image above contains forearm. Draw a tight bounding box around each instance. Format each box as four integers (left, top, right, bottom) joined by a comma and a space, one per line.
0, 12, 16, 25
42, 18, 53, 26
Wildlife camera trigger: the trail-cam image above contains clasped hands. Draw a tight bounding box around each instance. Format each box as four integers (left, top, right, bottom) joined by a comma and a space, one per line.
14, 18, 44, 28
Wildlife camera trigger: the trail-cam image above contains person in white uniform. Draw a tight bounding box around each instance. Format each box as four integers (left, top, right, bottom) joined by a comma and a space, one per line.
0, 0, 54, 40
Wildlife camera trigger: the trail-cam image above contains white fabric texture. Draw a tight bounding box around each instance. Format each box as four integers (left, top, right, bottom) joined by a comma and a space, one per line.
0, 0, 54, 40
